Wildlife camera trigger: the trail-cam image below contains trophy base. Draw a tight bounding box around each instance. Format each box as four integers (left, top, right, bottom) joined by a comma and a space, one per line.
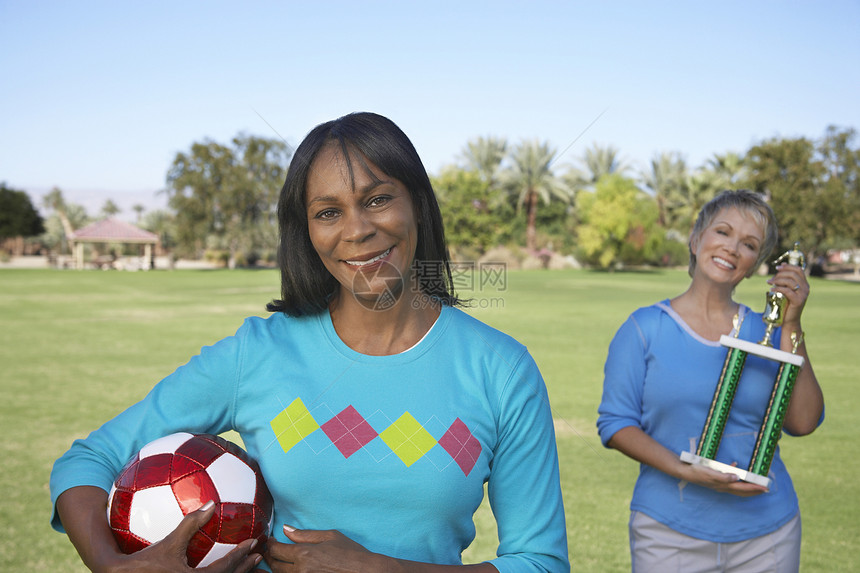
719, 335, 804, 367
680, 451, 772, 488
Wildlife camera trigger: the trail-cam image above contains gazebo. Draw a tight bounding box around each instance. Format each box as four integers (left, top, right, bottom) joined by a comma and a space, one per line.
69, 218, 159, 270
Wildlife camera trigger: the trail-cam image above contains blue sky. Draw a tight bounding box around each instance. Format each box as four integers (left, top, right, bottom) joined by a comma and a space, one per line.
1, 1, 858, 219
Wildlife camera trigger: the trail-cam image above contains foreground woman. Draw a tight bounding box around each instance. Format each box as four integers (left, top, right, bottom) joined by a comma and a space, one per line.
51, 112, 569, 573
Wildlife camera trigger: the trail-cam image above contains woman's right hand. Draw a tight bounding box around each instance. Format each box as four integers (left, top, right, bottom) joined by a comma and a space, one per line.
117, 502, 263, 573
680, 463, 769, 497
608, 427, 769, 498
57, 487, 261, 573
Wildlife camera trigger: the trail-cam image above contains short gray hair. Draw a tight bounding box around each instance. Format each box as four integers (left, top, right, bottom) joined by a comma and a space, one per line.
688, 189, 778, 278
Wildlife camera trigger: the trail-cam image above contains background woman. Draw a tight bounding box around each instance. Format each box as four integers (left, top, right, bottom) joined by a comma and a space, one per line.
51, 112, 569, 573
597, 189, 823, 572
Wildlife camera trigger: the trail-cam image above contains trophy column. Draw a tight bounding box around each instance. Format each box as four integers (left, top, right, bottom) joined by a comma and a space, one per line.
695, 319, 747, 460
680, 244, 807, 489
748, 331, 805, 477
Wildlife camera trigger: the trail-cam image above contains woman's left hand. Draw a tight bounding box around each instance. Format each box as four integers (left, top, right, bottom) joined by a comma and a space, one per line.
768, 261, 824, 436
263, 526, 383, 573
767, 263, 809, 325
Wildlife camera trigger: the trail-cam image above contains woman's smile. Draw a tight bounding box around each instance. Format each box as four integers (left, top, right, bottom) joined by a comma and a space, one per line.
305, 142, 419, 307
344, 247, 392, 268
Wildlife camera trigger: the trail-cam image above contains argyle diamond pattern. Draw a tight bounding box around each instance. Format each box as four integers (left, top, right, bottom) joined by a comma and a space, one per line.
438, 418, 482, 476
378, 412, 437, 467
270, 398, 319, 453
270, 399, 482, 474
321, 405, 379, 458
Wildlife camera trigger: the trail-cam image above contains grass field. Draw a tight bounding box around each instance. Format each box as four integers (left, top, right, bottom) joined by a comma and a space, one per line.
1, 268, 857, 571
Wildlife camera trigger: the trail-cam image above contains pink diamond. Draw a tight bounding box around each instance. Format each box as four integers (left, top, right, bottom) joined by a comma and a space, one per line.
321, 406, 378, 458
438, 418, 482, 476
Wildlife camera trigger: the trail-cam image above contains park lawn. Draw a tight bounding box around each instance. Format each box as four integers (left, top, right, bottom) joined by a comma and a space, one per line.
1, 268, 857, 571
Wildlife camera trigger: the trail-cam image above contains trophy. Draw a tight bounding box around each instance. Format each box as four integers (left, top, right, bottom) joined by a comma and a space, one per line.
680, 243, 806, 488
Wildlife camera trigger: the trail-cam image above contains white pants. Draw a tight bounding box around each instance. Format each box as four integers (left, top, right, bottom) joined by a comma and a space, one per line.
629, 511, 801, 573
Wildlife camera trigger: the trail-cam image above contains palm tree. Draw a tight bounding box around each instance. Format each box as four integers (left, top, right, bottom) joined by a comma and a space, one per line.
679, 169, 725, 232
100, 199, 121, 218
133, 204, 146, 223
42, 187, 76, 251
641, 151, 690, 229
563, 142, 631, 201
581, 143, 630, 183
498, 140, 571, 250
141, 209, 176, 265
459, 136, 508, 188
706, 151, 746, 187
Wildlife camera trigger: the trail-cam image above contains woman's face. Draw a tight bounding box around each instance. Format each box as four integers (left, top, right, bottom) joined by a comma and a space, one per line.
305, 143, 420, 309
691, 207, 765, 286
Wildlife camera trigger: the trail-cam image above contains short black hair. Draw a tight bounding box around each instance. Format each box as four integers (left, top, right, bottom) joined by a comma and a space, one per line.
267, 112, 460, 316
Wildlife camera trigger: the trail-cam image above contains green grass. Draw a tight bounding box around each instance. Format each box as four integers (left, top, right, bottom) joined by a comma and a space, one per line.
1, 268, 857, 571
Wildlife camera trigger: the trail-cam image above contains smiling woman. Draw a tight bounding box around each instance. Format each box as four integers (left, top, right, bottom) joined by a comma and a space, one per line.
50, 112, 570, 573
689, 207, 765, 290
304, 142, 421, 326
597, 189, 824, 573
267, 113, 459, 321
686, 189, 779, 281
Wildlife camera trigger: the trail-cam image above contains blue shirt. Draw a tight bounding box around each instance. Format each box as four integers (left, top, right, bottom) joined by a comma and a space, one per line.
51, 305, 569, 572
597, 301, 821, 542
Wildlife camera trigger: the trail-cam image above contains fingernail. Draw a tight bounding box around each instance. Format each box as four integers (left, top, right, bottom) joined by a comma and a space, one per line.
283, 524, 296, 533
200, 500, 215, 511
248, 538, 258, 550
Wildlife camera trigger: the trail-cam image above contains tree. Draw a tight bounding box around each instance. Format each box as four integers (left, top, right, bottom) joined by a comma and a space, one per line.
641, 151, 690, 230
41, 187, 89, 254
746, 136, 833, 258
576, 174, 660, 269
42, 188, 77, 246
132, 204, 146, 223
165, 134, 291, 267
641, 151, 740, 236
562, 143, 631, 228
566, 143, 631, 190
40, 203, 89, 256
458, 136, 508, 188
498, 140, 571, 250
680, 168, 725, 232
0, 183, 44, 241
706, 151, 747, 188
582, 143, 630, 181
100, 200, 121, 218
140, 209, 176, 265
432, 167, 513, 255
818, 126, 860, 248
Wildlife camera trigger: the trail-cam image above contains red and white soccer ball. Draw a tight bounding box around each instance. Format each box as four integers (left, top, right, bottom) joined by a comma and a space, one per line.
107, 432, 274, 568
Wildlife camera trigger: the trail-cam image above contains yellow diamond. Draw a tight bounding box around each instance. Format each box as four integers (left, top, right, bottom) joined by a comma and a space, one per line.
270, 397, 319, 452
380, 412, 437, 467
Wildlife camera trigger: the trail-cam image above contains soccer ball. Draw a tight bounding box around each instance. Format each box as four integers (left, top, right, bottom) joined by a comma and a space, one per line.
107, 432, 274, 568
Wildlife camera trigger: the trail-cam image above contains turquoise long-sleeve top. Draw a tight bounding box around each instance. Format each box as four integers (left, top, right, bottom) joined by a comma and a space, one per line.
51, 305, 569, 572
